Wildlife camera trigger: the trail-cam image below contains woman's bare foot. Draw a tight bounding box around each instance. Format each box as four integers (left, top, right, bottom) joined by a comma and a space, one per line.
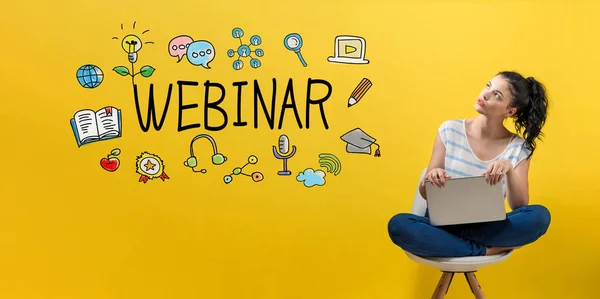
485, 246, 522, 256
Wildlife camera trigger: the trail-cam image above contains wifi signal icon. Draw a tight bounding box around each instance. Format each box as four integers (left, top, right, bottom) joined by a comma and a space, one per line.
318, 153, 342, 176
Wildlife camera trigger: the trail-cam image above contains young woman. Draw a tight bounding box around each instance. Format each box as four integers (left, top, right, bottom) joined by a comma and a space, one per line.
387, 71, 551, 257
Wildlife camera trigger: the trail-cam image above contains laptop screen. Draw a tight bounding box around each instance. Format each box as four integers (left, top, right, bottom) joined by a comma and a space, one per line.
337, 38, 363, 59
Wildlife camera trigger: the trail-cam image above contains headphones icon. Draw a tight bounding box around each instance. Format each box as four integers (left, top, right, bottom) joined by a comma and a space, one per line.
183, 134, 227, 173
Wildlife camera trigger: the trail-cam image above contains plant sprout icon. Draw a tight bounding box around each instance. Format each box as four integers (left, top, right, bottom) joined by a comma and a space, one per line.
112, 22, 156, 86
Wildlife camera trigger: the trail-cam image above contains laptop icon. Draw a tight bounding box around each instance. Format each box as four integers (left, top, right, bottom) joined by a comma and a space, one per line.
327, 35, 369, 64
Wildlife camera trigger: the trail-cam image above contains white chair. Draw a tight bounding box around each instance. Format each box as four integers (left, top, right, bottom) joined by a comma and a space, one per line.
403, 168, 513, 299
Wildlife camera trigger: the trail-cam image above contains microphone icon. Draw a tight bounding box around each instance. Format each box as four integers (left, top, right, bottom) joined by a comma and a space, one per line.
273, 134, 297, 175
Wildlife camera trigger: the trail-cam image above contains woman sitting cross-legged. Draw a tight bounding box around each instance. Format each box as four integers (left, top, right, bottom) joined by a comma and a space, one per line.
387, 71, 551, 257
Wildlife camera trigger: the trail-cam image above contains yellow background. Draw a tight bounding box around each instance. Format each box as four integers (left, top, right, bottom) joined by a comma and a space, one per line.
1, 0, 598, 298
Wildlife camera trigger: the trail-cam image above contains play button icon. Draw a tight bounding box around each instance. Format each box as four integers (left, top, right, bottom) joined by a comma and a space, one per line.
345, 45, 357, 54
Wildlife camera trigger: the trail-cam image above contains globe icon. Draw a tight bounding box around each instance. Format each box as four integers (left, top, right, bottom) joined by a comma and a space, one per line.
76, 64, 103, 88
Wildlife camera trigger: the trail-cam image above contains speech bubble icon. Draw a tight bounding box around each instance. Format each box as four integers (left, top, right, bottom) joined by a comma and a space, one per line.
186, 40, 216, 69
168, 35, 194, 62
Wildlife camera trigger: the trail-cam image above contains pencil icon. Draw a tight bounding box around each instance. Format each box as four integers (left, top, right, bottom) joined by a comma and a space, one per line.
348, 78, 373, 107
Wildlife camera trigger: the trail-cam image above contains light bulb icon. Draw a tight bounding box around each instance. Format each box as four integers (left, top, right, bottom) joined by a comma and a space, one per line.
121, 34, 142, 63
112, 22, 155, 86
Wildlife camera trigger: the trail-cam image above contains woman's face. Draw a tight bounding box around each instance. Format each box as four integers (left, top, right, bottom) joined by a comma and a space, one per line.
474, 75, 517, 118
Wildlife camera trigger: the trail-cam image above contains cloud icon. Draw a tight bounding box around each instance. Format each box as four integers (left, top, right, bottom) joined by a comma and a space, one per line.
296, 168, 326, 187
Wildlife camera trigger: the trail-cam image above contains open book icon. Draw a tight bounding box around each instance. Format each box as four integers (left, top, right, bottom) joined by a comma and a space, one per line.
70, 106, 122, 147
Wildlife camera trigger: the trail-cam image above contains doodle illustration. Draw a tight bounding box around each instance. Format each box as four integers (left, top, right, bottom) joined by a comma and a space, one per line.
283, 33, 307, 67
296, 168, 326, 188
340, 128, 381, 157
112, 22, 155, 85
272, 134, 297, 175
226, 27, 263, 70
168, 35, 193, 62
100, 148, 121, 172
136, 151, 169, 183
327, 35, 369, 64
223, 155, 264, 184
76, 64, 103, 89
70, 106, 122, 147
186, 40, 215, 69
318, 153, 342, 176
183, 134, 227, 174
348, 78, 373, 107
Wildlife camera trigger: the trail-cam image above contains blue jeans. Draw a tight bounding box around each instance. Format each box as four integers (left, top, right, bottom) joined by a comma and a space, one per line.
387, 204, 551, 257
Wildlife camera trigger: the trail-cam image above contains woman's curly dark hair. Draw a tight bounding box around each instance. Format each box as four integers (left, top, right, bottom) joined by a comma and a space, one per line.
497, 71, 549, 159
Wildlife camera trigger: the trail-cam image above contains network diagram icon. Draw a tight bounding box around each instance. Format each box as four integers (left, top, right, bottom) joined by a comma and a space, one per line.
227, 27, 264, 70
223, 155, 264, 184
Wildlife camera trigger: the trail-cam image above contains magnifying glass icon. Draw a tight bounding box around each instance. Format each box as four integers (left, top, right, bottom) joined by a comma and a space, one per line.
284, 33, 307, 67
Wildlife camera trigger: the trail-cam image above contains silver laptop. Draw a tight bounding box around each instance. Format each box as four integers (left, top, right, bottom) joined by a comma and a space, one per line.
425, 175, 506, 226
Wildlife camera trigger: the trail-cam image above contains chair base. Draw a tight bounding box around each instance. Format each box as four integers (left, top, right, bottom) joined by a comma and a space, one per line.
431, 271, 485, 299
403, 250, 513, 298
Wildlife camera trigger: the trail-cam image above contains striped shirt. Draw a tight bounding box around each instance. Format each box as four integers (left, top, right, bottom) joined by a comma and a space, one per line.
438, 119, 531, 198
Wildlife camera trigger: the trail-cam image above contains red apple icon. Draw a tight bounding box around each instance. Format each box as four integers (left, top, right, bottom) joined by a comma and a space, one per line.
100, 148, 121, 172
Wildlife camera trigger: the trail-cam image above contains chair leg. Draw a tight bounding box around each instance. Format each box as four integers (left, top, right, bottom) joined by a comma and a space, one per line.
431, 272, 454, 299
464, 272, 485, 299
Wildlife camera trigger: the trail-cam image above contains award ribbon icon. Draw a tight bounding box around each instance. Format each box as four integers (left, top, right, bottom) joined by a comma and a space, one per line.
135, 151, 169, 183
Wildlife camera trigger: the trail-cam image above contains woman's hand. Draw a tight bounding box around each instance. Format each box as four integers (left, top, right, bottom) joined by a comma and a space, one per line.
483, 160, 513, 185
421, 168, 451, 188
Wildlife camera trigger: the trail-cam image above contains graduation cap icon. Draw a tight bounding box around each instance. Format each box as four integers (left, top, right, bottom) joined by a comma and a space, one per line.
340, 128, 381, 157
